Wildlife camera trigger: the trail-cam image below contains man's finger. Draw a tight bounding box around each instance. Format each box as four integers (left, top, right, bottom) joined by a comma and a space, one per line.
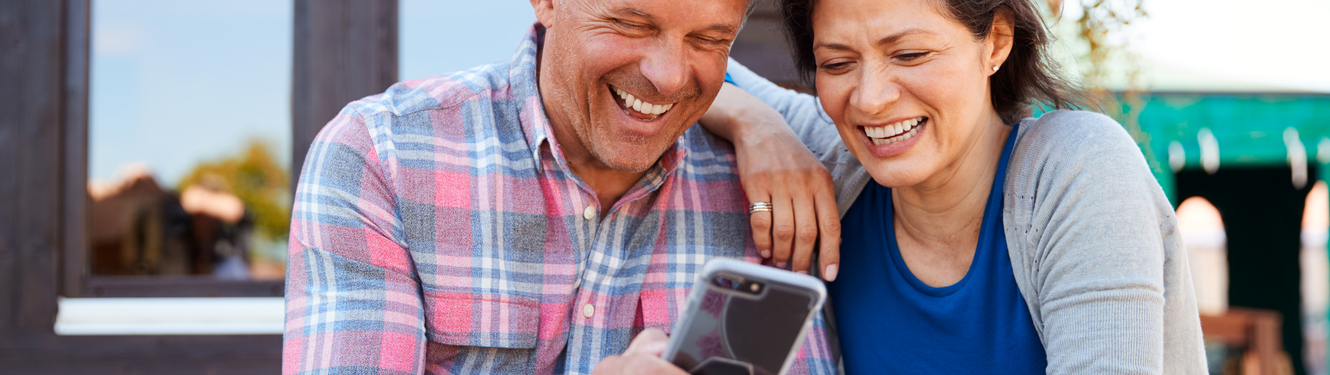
626, 328, 670, 356
621, 354, 689, 375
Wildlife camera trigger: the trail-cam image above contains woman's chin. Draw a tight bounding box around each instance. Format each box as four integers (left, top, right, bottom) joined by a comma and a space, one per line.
863, 164, 930, 189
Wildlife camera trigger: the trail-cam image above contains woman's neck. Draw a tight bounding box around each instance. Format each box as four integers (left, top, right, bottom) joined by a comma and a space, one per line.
890, 115, 1011, 286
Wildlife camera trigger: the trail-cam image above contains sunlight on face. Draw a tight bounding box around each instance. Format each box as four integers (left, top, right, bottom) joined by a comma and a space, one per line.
539, 0, 746, 173
811, 0, 1005, 188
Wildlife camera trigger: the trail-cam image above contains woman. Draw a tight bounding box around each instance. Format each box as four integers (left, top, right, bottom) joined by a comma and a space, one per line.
703, 0, 1206, 372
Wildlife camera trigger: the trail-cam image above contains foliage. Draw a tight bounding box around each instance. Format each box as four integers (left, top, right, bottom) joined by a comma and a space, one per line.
176, 140, 291, 241
1048, 0, 1158, 173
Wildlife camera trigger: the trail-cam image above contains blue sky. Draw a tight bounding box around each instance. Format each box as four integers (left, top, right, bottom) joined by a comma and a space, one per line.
88, 0, 1328, 184
89, 0, 535, 185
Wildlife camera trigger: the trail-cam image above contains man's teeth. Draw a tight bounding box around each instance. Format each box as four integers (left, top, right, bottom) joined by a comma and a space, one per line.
865, 117, 925, 146
614, 87, 673, 116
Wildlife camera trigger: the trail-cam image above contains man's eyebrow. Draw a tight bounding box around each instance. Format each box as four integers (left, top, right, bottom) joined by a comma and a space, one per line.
814, 28, 932, 51
697, 23, 739, 35
611, 7, 652, 21
610, 7, 738, 35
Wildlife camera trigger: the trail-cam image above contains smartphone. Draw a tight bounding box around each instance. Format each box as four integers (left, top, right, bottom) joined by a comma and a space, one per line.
662, 258, 828, 375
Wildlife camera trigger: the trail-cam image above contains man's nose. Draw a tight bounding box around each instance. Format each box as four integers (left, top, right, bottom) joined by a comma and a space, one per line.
638, 41, 689, 98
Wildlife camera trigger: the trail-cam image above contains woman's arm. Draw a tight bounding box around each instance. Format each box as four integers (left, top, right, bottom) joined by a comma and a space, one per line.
1010, 111, 1206, 374
699, 66, 841, 280
718, 58, 838, 148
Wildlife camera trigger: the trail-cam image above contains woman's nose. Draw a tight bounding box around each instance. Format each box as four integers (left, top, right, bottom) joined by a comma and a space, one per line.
849, 65, 902, 115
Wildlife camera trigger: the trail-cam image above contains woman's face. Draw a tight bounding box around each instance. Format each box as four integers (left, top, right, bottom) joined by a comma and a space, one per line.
812, 0, 1005, 188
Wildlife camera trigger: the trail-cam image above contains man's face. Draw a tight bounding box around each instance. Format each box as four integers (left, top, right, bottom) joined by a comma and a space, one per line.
536, 0, 748, 173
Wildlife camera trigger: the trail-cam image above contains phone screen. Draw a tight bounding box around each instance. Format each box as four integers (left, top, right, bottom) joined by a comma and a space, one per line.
666, 268, 821, 375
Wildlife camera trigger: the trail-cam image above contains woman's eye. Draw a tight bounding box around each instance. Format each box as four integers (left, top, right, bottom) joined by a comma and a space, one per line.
896, 52, 929, 61
819, 62, 851, 72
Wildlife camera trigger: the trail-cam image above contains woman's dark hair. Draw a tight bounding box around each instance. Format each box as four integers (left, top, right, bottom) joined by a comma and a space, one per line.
780, 0, 1084, 123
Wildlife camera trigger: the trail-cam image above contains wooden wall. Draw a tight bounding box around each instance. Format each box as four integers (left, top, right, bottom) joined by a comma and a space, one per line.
292, 0, 400, 188
0, 1, 397, 373
0, 0, 798, 372
0, 0, 69, 344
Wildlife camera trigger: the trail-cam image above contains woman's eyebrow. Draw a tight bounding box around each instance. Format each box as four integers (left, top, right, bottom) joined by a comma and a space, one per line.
814, 28, 933, 51
875, 29, 931, 45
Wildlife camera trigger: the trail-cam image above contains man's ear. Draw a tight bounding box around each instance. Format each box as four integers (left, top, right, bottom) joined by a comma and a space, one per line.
987, 8, 1015, 73
532, 0, 556, 28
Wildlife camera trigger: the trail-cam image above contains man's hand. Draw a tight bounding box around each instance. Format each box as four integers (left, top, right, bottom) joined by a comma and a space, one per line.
591, 329, 687, 375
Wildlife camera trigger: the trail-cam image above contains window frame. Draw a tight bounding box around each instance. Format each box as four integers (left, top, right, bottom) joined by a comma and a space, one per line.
62, 0, 399, 299
0, 0, 396, 370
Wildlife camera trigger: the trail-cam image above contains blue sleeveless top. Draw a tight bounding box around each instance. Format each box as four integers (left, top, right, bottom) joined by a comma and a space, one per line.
829, 124, 1046, 373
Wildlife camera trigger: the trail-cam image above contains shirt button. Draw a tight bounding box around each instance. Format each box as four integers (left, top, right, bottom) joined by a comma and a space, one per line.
582, 303, 595, 318
583, 206, 596, 221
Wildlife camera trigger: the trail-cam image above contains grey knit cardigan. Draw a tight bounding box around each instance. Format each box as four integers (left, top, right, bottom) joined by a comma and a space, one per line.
727, 59, 1207, 374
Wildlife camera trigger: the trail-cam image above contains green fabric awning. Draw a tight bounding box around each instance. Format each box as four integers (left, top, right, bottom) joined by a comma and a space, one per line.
1111, 94, 1330, 202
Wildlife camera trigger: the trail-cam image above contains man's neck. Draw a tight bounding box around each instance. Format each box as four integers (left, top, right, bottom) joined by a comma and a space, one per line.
535, 32, 648, 216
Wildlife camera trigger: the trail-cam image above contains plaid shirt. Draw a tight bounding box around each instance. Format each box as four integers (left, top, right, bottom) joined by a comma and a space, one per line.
283, 24, 836, 375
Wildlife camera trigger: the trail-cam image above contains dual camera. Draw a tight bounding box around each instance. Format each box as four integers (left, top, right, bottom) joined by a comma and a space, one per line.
711, 273, 763, 295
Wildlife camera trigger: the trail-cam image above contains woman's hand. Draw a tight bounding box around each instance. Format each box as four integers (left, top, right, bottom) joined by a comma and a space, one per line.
702, 83, 842, 281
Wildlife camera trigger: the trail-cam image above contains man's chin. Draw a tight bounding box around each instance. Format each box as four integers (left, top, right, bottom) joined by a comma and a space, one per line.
591, 143, 667, 174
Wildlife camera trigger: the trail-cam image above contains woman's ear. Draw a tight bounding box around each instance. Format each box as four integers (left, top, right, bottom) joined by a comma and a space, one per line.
987, 8, 1015, 74
532, 0, 556, 29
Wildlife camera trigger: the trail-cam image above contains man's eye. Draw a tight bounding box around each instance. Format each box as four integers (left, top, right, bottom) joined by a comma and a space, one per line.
694, 36, 726, 46
615, 19, 646, 29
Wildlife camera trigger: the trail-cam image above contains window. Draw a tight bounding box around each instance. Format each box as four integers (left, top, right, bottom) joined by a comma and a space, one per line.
81, 0, 294, 296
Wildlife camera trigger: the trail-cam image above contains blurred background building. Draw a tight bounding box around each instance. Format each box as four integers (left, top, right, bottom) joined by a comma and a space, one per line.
1, 0, 1326, 373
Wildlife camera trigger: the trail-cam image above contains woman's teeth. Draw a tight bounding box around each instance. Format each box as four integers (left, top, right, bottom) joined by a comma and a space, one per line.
864, 117, 925, 145
613, 87, 673, 119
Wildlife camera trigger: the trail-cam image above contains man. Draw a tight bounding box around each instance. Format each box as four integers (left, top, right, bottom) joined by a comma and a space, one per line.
282, 0, 836, 374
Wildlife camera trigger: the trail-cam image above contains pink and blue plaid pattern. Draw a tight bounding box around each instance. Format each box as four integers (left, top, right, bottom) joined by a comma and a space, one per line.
282, 24, 836, 375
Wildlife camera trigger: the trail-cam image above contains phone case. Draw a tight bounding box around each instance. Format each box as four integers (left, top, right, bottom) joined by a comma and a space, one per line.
662, 258, 828, 375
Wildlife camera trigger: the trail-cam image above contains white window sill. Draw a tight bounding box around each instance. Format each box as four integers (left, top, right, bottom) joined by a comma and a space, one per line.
55, 297, 284, 335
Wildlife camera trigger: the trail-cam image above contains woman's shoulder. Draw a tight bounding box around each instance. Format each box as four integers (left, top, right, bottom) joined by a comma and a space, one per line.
1014, 110, 1137, 158
1004, 109, 1162, 230
1009, 110, 1147, 182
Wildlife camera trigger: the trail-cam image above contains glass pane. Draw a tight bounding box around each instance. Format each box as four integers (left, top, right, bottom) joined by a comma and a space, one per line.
87, 0, 293, 281
399, 0, 534, 81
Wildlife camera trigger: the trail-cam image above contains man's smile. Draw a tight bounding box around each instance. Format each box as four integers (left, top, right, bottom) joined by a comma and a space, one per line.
609, 84, 675, 121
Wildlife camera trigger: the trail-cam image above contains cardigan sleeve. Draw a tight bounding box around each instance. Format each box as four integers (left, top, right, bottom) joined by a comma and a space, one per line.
1004, 110, 1207, 374
724, 58, 872, 216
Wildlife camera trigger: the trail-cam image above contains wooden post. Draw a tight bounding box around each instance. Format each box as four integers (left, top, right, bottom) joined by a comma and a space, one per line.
0, 0, 67, 337
291, 0, 399, 191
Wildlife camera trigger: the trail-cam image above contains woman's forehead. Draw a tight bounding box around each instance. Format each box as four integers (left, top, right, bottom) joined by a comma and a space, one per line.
811, 0, 962, 43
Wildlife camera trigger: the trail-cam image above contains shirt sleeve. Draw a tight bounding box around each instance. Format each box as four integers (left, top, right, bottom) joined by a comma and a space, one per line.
283, 107, 428, 375
785, 310, 840, 375
723, 58, 838, 155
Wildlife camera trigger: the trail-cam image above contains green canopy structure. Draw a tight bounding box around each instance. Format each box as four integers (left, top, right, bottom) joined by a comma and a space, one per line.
1132, 94, 1330, 201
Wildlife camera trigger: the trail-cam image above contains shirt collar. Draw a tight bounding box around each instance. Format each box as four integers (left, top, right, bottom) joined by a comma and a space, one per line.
510, 23, 689, 179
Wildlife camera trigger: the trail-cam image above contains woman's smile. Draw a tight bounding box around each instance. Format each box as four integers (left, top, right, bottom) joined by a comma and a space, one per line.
858, 116, 928, 157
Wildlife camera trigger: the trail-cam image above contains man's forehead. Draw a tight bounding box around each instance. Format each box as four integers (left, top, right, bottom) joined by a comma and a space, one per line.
585, 0, 752, 30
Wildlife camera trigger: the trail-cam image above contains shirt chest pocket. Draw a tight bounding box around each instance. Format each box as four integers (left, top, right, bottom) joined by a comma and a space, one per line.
422, 290, 541, 349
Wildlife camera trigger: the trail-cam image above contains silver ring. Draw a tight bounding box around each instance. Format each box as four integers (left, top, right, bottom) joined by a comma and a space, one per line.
748, 202, 773, 214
